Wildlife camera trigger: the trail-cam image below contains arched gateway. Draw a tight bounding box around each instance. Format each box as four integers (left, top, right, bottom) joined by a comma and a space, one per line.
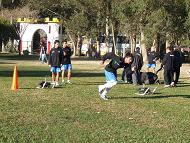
17, 18, 63, 54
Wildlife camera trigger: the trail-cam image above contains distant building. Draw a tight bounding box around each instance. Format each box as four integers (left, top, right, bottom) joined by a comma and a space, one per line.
17, 17, 63, 54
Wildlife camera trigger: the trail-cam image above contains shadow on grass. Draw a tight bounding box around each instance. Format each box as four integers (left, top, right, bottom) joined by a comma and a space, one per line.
110, 94, 190, 100
0, 54, 39, 61
0, 70, 104, 78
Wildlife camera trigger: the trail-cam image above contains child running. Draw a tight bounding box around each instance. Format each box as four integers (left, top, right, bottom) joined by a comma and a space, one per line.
98, 52, 133, 100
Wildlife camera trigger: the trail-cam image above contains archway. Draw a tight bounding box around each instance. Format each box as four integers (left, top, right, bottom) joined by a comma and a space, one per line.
32, 29, 47, 54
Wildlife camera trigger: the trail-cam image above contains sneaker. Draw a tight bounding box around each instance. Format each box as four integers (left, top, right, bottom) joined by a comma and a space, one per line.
55, 82, 59, 87
164, 85, 170, 88
67, 80, 72, 84
99, 93, 108, 100
170, 82, 175, 86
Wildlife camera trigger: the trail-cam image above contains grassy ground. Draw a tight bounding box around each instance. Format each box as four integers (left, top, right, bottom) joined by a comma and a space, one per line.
0, 53, 190, 143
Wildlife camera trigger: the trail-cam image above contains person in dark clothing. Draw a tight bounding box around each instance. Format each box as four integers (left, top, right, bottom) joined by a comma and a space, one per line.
131, 47, 143, 85
61, 40, 72, 84
162, 46, 174, 87
147, 47, 159, 73
172, 46, 183, 86
141, 72, 159, 84
121, 65, 133, 83
98, 52, 133, 100
48, 40, 63, 86
39, 43, 47, 64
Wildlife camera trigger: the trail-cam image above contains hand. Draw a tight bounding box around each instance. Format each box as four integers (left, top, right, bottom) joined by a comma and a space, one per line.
49, 65, 51, 67
100, 61, 104, 65
132, 66, 136, 71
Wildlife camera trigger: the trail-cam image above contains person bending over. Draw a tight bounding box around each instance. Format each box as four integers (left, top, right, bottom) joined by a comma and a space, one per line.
98, 52, 133, 100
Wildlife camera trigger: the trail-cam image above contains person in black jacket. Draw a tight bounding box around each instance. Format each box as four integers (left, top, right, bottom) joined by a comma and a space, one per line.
172, 46, 183, 86
98, 52, 133, 100
162, 46, 174, 87
131, 47, 143, 85
48, 40, 63, 86
147, 47, 159, 73
61, 40, 72, 84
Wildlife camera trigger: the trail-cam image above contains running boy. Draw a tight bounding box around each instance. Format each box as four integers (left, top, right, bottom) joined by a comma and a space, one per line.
61, 40, 72, 84
48, 40, 63, 86
98, 52, 133, 100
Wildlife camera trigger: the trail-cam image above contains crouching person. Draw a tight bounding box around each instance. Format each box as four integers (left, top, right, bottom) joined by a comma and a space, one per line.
98, 52, 133, 100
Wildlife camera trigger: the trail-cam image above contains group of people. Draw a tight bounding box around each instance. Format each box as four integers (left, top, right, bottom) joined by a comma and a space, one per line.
48, 40, 72, 86
98, 45, 183, 100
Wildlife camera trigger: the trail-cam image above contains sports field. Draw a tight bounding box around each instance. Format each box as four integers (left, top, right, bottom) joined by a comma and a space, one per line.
0, 54, 190, 143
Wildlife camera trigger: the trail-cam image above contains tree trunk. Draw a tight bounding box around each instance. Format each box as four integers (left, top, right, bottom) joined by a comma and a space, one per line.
68, 33, 76, 56
130, 33, 136, 53
105, 17, 109, 53
140, 28, 147, 62
152, 33, 159, 52
166, 32, 170, 48
111, 23, 116, 54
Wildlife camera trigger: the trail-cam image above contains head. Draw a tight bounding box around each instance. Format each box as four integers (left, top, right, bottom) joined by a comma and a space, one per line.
135, 47, 140, 53
54, 40, 60, 48
62, 40, 67, 48
166, 46, 173, 53
124, 52, 133, 64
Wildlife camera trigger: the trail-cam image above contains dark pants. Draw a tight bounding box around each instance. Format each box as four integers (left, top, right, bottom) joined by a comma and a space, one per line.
122, 67, 132, 82
132, 70, 142, 85
164, 70, 174, 85
173, 67, 180, 84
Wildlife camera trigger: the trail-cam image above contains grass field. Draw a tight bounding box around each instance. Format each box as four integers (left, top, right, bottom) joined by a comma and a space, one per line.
1, 54, 190, 143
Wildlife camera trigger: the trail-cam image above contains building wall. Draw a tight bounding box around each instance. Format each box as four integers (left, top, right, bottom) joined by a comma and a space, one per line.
20, 22, 62, 54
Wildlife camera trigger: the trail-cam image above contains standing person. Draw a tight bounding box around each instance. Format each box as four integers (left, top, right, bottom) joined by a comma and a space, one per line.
48, 40, 63, 86
61, 40, 72, 84
147, 47, 159, 73
162, 46, 174, 87
39, 43, 47, 64
131, 47, 143, 85
98, 52, 133, 100
172, 46, 183, 86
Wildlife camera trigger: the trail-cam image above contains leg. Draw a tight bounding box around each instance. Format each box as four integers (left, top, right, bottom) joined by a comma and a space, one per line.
52, 72, 56, 82
174, 67, 180, 84
164, 70, 170, 86
67, 70, 71, 81
62, 70, 65, 82
132, 71, 138, 85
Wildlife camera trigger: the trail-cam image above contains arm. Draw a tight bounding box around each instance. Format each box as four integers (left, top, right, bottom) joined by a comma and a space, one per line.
102, 52, 116, 62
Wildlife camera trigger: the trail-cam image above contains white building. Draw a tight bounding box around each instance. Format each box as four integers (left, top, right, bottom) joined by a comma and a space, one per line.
17, 18, 63, 54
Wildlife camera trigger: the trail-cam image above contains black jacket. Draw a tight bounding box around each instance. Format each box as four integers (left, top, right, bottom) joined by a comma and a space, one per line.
131, 52, 143, 70
147, 51, 159, 64
102, 53, 130, 73
162, 52, 174, 70
48, 47, 63, 67
173, 50, 182, 68
62, 46, 72, 64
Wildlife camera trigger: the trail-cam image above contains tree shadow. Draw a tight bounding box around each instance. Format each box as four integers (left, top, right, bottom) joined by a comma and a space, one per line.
110, 94, 190, 100
0, 70, 104, 78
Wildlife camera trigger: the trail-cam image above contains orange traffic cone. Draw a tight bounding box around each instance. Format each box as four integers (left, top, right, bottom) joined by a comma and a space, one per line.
11, 65, 18, 90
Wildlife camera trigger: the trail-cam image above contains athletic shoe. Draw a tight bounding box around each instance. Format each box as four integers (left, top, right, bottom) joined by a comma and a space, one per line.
67, 80, 72, 84
99, 93, 108, 100
164, 85, 170, 88
55, 82, 59, 87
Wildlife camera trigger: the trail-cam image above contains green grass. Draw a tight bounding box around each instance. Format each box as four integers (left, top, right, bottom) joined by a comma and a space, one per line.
1, 54, 190, 143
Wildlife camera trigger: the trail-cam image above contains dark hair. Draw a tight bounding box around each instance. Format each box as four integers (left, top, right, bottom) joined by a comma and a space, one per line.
54, 40, 60, 45
166, 46, 174, 51
124, 52, 133, 59
62, 39, 67, 44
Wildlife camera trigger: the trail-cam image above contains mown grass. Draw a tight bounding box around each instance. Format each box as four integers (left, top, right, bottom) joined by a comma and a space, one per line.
0, 54, 190, 143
